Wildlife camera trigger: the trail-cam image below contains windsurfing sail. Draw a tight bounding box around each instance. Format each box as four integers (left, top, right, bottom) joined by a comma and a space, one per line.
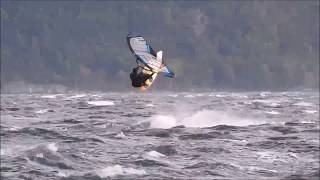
127, 34, 175, 78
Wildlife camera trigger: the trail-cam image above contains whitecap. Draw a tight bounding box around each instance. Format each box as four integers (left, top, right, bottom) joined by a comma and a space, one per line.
181, 110, 264, 128
114, 132, 126, 139
57, 171, 68, 177
253, 99, 281, 107
146, 151, 165, 158
221, 139, 248, 145
265, 111, 280, 115
8, 126, 22, 131
293, 97, 303, 100
149, 110, 265, 129
87, 101, 114, 106
184, 95, 194, 98
47, 143, 58, 152
259, 92, 270, 97
150, 115, 177, 129
146, 104, 154, 107
242, 101, 252, 105
91, 94, 102, 97
287, 152, 298, 159
168, 94, 178, 97
304, 110, 317, 114
67, 94, 86, 99
35, 109, 49, 114
269, 103, 281, 107
231, 93, 248, 99
36, 153, 44, 158
215, 94, 228, 98
293, 102, 313, 107
300, 121, 315, 124
96, 165, 146, 178
40, 94, 60, 99
1, 149, 4, 156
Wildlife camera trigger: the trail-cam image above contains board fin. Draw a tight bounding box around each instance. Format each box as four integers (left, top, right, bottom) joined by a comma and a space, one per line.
157, 51, 163, 61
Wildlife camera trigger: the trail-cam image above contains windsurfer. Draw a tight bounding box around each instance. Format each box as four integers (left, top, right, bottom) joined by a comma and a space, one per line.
130, 66, 154, 88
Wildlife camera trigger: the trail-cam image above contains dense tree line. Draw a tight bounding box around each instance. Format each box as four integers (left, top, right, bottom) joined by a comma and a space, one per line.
1, 1, 319, 91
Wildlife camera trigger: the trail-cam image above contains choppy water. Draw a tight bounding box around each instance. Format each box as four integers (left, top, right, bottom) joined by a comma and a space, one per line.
1, 91, 319, 180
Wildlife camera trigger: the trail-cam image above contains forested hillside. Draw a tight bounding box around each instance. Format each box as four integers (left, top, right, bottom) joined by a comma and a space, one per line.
1, 1, 319, 92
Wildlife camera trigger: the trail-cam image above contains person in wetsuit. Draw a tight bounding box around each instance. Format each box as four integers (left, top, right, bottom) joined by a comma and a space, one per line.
130, 66, 154, 88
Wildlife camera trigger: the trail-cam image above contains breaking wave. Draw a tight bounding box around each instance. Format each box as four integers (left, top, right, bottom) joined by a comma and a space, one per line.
149, 109, 265, 129
87, 100, 114, 106
95, 165, 146, 177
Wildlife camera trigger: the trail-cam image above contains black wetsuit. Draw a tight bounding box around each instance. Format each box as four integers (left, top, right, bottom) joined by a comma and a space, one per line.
130, 67, 153, 88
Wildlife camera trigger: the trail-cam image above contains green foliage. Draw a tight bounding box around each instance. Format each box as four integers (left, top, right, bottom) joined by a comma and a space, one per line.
1, 1, 319, 91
